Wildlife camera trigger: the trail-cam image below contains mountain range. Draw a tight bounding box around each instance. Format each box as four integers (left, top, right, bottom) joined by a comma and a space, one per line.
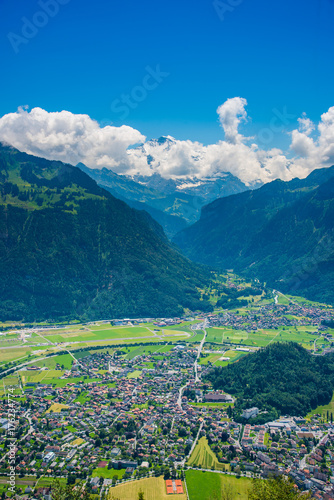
78, 136, 251, 238
174, 165, 334, 304
0, 142, 212, 322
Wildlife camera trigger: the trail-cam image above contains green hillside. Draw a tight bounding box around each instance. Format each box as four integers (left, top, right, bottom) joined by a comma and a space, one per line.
0, 143, 212, 322
174, 166, 334, 304
205, 342, 334, 416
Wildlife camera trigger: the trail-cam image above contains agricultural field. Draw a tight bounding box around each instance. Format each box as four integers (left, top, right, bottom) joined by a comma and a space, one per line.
185, 470, 251, 500
205, 326, 319, 349
199, 349, 248, 368
108, 477, 186, 500
187, 437, 227, 471
19, 368, 64, 385
35, 353, 74, 369
0, 323, 192, 362
188, 332, 205, 344
199, 353, 223, 365
2, 375, 20, 387
0, 346, 36, 364
124, 344, 172, 360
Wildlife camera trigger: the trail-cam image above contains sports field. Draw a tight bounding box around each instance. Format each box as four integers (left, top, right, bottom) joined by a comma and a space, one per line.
108, 477, 186, 500
185, 470, 251, 500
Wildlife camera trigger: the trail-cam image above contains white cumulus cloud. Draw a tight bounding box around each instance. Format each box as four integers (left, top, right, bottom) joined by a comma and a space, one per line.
0, 100, 333, 186
216, 97, 248, 144
0, 107, 145, 171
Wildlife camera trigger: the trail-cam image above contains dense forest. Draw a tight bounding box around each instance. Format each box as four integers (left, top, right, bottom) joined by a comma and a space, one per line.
205, 342, 334, 416
174, 166, 334, 305
0, 143, 212, 322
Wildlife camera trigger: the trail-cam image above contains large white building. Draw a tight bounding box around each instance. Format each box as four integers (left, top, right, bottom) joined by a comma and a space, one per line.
242, 407, 259, 419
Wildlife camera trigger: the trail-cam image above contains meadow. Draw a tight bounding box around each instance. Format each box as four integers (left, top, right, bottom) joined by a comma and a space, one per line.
199, 349, 248, 367
0, 322, 190, 368
185, 470, 251, 500
92, 467, 126, 480
206, 326, 319, 349
187, 437, 226, 471
124, 344, 173, 360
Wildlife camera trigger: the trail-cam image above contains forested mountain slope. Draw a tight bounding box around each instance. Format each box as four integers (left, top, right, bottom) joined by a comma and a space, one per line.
174, 166, 334, 304
0, 143, 212, 321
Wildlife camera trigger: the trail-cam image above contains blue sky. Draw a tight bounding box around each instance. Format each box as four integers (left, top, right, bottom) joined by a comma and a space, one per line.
0, 0, 334, 146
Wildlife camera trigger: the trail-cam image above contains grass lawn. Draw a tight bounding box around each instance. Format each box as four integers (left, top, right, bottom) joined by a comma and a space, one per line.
66, 425, 77, 433
187, 437, 227, 471
185, 470, 251, 500
108, 477, 186, 500
92, 467, 126, 479
190, 402, 232, 409
127, 370, 142, 379
46, 403, 69, 413
71, 438, 85, 446
73, 391, 90, 404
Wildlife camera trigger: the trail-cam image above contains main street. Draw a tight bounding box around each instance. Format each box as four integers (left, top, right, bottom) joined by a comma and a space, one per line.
177, 319, 209, 407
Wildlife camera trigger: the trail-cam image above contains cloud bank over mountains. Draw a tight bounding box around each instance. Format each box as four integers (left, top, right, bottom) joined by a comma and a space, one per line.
0, 99, 333, 186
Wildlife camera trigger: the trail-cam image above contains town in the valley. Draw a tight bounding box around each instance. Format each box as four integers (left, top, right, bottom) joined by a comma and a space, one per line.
1, 284, 334, 500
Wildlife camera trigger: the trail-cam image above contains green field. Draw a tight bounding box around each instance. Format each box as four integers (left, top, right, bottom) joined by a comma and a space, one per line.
108, 476, 186, 500
35, 353, 73, 369
199, 349, 248, 367
0, 328, 187, 369
92, 467, 126, 479
0, 323, 190, 361
0, 475, 68, 497
185, 470, 251, 500
127, 370, 142, 379
206, 326, 319, 349
187, 437, 227, 471
307, 392, 334, 420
